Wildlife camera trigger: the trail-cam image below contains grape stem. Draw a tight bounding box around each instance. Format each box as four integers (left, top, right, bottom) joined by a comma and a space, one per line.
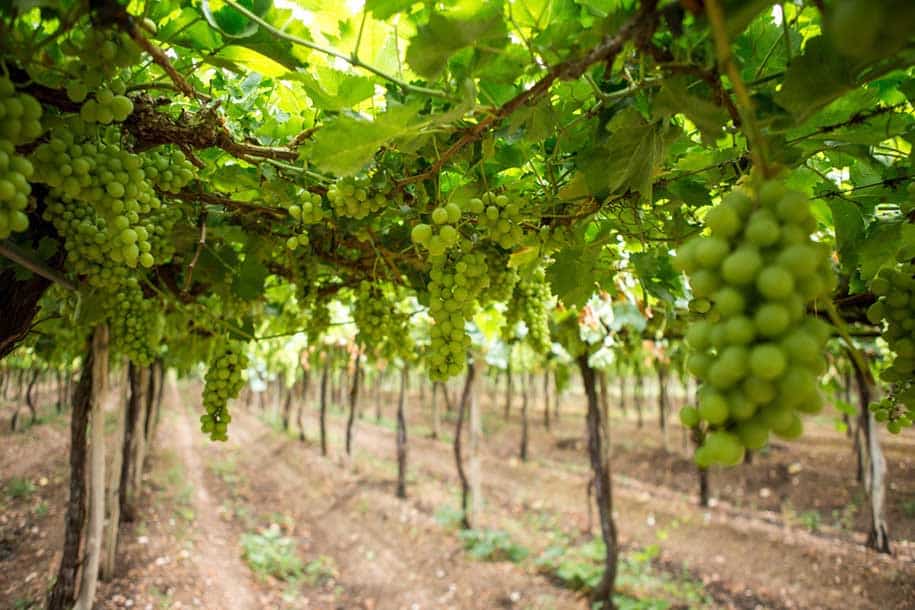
824, 298, 875, 386
182, 210, 208, 293
0, 240, 77, 292
704, 0, 772, 178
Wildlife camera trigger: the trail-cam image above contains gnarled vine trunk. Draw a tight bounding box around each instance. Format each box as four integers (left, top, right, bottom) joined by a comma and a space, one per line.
519, 371, 529, 461
577, 354, 618, 608
346, 353, 361, 456
454, 359, 476, 529
657, 365, 669, 452
852, 358, 891, 553
319, 362, 329, 457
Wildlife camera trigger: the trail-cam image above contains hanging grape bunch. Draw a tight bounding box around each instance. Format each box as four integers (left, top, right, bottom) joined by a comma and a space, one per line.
284, 190, 325, 250
675, 179, 836, 466
484, 251, 520, 304
475, 192, 525, 249
61, 28, 141, 99
427, 249, 490, 380
411, 202, 464, 256
0, 77, 43, 239
102, 278, 162, 366
327, 176, 388, 219
201, 341, 249, 442
866, 245, 915, 433
33, 119, 194, 282
353, 282, 411, 360
504, 266, 553, 353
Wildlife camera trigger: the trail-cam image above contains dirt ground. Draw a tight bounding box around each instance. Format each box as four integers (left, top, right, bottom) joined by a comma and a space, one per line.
1, 377, 913, 610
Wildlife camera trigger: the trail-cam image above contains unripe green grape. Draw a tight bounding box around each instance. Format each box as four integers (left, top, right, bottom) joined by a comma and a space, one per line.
679, 406, 699, 427
721, 248, 762, 285
756, 266, 794, 300
750, 343, 787, 380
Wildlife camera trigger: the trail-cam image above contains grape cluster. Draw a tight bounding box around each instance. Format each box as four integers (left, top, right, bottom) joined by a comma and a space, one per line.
411, 202, 463, 256
201, 341, 249, 442
0, 78, 43, 238
33, 120, 192, 284
353, 282, 411, 359
102, 279, 161, 366
306, 300, 331, 344
327, 177, 387, 219
475, 192, 525, 249
504, 267, 552, 353
61, 29, 141, 93
78, 86, 134, 124
285, 191, 324, 250
484, 251, 519, 304
427, 250, 490, 379
675, 180, 836, 466
866, 248, 915, 433
142, 148, 195, 193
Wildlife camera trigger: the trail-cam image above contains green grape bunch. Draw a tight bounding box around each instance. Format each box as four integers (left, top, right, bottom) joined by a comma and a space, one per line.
102, 278, 162, 366
0, 77, 43, 238
411, 202, 464, 256
201, 341, 249, 442
866, 246, 915, 433
475, 192, 525, 249
284, 190, 325, 250
427, 248, 490, 380
504, 266, 552, 353
353, 281, 411, 360
675, 179, 836, 467
61, 29, 142, 97
484, 251, 520, 304
327, 176, 387, 219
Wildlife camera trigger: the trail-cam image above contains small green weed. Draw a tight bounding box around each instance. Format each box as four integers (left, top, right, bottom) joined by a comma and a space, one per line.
799, 510, 822, 533
33, 501, 49, 518
241, 525, 304, 582
303, 555, 338, 587
434, 504, 465, 529
6, 477, 36, 499
902, 498, 915, 519
459, 529, 529, 563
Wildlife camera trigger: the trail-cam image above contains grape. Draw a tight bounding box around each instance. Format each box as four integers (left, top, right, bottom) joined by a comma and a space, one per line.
503, 266, 552, 353
0, 78, 43, 238
865, 251, 915, 431
413, 203, 465, 256
352, 281, 412, 360
680, 406, 700, 427
475, 192, 526, 249
326, 176, 389, 219
201, 341, 249, 441
676, 179, 834, 465
102, 278, 161, 365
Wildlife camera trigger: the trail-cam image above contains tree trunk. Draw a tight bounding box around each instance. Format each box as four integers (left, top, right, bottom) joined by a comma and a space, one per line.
396, 366, 408, 499
454, 359, 476, 529
56, 369, 65, 414
430, 381, 440, 439
47, 338, 95, 610
553, 370, 561, 421
852, 359, 891, 553
346, 354, 361, 456
298, 369, 310, 442
130, 368, 151, 513
634, 369, 644, 428
503, 361, 513, 421
469, 365, 482, 524
281, 384, 292, 432
598, 371, 609, 424
319, 363, 329, 457
519, 372, 529, 461
75, 325, 109, 610
657, 365, 669, 452
102, 363, 128, 581
374, 371, 384, 422
543, 371, 551, 430
119, 363, 141, 523
577, 355, 618, 608
698, 466, 710, 508
617, 369, 627, 415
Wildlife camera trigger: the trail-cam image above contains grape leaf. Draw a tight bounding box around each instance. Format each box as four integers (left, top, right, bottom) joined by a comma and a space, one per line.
406, 6, 508, 79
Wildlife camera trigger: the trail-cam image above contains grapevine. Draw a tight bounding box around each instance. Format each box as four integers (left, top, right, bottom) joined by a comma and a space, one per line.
0, 77, 43, 238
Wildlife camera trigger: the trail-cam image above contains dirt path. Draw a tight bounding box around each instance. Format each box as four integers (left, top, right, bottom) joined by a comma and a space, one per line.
165, 381, 261, 609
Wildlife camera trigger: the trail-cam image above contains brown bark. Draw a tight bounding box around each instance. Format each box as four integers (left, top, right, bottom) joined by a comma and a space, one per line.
852, 357, 891, 553
519, 372, 529, 461
345, 354, 361, 456
396, 366, 408, 499
319, 362, 329, 457
454, 359, 476, 529
577, 355, 618, 608
46, 338, 93, 610
543, 371, 551, 430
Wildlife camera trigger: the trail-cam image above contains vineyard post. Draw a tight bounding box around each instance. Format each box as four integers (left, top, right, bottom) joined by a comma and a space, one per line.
396, 364, 409, 499
75, 325, 109, 610
851, 354, 891, 553
130, 366, 151, 506
519, 371, 530, 461
101, 361, 128, 581
319, 360, 329, 457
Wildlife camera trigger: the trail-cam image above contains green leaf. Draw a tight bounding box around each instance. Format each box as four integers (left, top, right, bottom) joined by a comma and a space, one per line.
508, 246, 539, 268
653, 77, 729, 144
288, 69, 376, 111
547, 243, 613, 307
827, 200, 865, 271
232, 255, 269, 300
858, 221, 902, 281
306, 103, 422, 176
406, 5, 508, 79
366, 0, 414, 20
775, 36, 858, 123
202, 0, 272, 39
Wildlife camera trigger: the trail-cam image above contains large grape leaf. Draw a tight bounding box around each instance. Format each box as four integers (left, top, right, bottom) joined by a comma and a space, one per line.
775, 36, 859, 123
827, 200, 866, 271
406, 5, 508, 79
305, 103, 423, 175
